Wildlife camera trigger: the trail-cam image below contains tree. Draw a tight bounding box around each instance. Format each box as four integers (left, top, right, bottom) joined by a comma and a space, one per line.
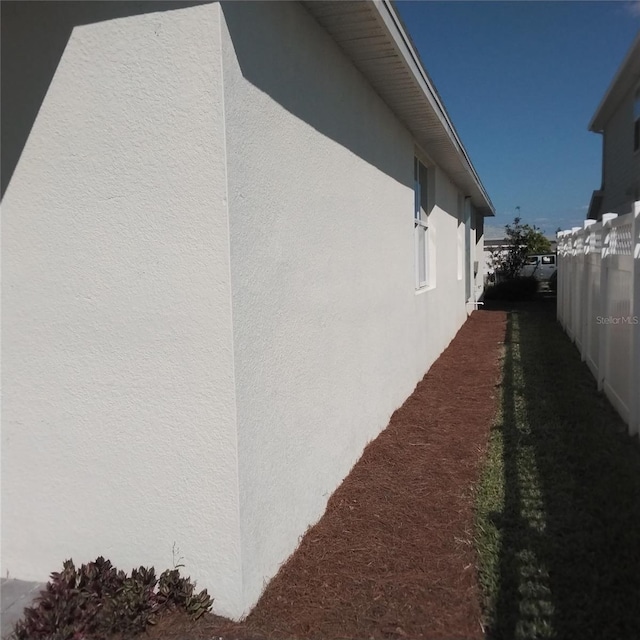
495, 217, 552, 279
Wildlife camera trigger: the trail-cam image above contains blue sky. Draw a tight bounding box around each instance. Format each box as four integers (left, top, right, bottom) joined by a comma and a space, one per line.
394, 0, 640, 239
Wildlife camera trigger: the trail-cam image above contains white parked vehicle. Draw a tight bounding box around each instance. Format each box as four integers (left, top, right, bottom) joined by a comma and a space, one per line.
519, 254, 557, 281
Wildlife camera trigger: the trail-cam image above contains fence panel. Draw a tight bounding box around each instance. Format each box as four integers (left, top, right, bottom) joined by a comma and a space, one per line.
573, 230, 586, 352
602, 215, 634, 423
557, 231, 573, 333
584, 222, 602, 380
557, 202, 639, 436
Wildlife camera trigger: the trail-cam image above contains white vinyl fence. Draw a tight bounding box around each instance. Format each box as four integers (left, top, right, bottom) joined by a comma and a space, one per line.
557, 201, 640, 436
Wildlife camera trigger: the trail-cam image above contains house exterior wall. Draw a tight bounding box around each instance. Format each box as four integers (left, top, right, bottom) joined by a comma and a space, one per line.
601, 82, 640, 215
1, 2, 245, 617
220, 0, 470, 614
3, 0, 486, 621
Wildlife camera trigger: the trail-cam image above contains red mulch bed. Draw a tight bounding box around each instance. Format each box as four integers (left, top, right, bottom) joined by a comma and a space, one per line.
143, 310, 507, 640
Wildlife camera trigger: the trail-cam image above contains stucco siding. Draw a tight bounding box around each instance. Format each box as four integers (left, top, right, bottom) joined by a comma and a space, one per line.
601, 82, 640, 215
1, 2, 244, 618
3, 0, 485, 621
220, 0, 469, 614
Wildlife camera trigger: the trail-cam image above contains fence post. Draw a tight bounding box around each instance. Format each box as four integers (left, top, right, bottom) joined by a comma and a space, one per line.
598, 213, 618, 391
570, 227, 582, 342
564, 230, 573, 336
567, 230, 576, 334
557, 231, 565, 327
581, 220, 597, 362
630, 202, 640, 436
556, 231, 568, 331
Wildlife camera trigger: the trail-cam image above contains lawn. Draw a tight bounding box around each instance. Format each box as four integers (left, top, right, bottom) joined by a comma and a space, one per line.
475, 295, 640, 639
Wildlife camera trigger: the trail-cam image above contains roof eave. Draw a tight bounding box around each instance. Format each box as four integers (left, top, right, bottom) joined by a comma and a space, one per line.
302, 0, 495, 216
375, 0, 494, 216
589, 31, 640, 133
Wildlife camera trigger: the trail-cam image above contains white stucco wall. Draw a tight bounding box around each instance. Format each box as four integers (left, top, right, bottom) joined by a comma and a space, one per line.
2, 2, 244, 618
220, 0, 470, 614
3, 0, 486, 621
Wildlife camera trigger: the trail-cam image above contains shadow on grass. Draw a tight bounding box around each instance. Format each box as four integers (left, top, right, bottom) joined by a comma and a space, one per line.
487, 294, 640, 640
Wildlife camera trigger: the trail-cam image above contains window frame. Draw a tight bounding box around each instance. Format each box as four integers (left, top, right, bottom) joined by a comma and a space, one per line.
414, 157, 430, 290
457, 195, 464, 281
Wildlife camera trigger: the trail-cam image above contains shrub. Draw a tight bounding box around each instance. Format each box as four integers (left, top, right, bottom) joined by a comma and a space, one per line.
491, 217, 552, 279
12, 557, 213, 640
484, 276, 539, 302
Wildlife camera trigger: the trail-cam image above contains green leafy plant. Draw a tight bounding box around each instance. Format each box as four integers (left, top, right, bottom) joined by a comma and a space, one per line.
494, 217, 553, 280
12, 557, 213, 640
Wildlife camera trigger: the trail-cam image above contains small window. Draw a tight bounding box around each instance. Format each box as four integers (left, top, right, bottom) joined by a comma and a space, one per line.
634, 87, 640, 153
525, 256, 539, 266
541, 255, 555, 265
414, 158, 429, 289
457, 196, 464, 281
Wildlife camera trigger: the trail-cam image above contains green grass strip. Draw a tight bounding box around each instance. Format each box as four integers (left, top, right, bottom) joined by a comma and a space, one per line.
475, 299, 640, 640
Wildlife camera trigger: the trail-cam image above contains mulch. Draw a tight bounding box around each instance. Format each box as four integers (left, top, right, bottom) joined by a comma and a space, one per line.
143, 309, 507, 640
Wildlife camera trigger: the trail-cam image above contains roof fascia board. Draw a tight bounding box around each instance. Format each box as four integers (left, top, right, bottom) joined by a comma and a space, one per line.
373, 0, 494, 215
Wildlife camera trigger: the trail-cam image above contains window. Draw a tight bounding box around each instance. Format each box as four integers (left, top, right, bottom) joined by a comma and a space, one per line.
634, 87, 640, 153
463, 198, 471, 301
541, 255, 555, 265
414, 158, 429, 288
457, 196, 464, 281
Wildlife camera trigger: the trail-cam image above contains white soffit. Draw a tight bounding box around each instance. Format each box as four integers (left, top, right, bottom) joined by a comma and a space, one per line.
302, 0, 495, 216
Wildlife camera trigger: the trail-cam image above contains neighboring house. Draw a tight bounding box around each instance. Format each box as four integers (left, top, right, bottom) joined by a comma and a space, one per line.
484, 238, 558, 252
587, 32, 640, 221
1, 0, 494, 619
558, 30, 640, 436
